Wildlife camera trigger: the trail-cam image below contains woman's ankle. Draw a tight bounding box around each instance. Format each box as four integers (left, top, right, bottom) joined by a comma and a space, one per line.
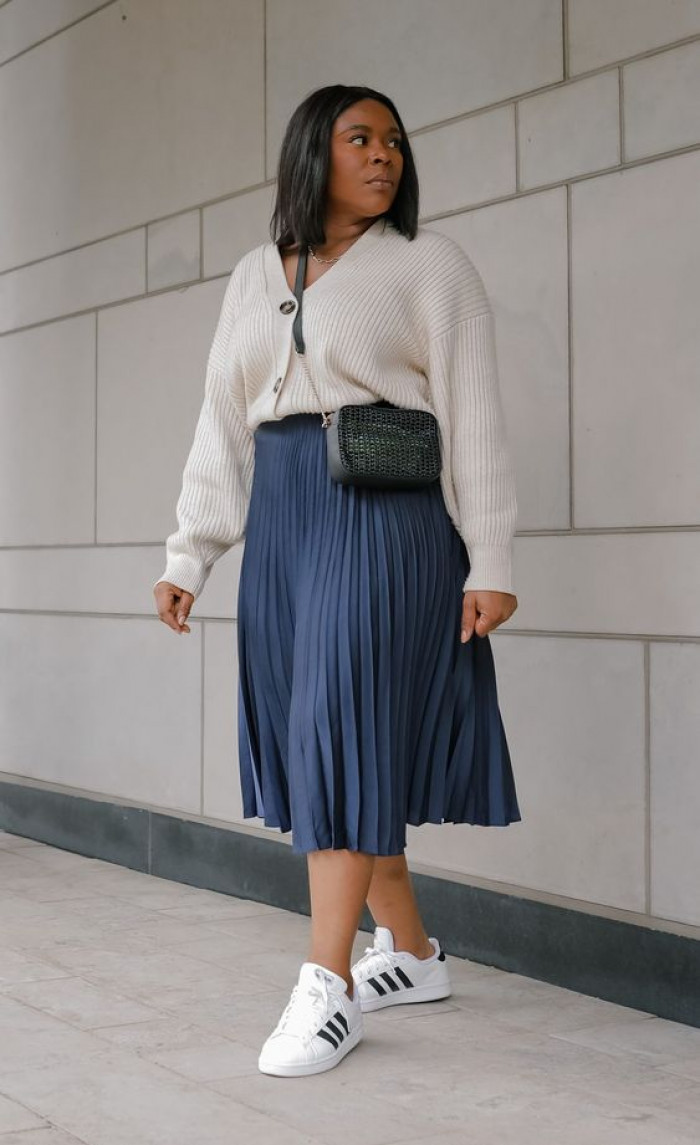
381, 930, 434, 960
307, 955, 354, 996
405, 939, 435, 960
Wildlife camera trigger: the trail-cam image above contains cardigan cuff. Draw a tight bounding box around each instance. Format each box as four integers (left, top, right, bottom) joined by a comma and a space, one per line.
462, 543, 514, 595
152, 554, 208, 601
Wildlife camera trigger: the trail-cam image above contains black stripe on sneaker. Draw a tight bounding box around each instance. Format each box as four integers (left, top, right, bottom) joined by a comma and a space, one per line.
380, 971, 401, 992
326, 1018, 345, 1041
316, 1028, 339, 1048
333, 1011, 349, 1034
393, 966, 413, 988
367, 976, 387, 995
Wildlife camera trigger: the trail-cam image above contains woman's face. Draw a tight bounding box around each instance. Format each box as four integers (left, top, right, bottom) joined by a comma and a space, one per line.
326, 98, 404, 220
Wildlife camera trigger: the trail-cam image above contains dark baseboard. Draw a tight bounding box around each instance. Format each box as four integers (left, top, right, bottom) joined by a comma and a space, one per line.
1, 778, 698, 1028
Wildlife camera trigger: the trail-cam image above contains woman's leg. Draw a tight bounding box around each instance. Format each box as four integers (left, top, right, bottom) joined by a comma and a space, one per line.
365, 853, 434, 958
306, 849, 376, 997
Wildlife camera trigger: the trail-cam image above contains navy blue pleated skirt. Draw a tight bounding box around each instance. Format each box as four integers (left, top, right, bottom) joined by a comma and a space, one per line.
237, 412, 521, 855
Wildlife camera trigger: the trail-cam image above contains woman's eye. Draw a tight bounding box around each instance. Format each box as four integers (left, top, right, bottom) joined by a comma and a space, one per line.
349, 134, 401, 147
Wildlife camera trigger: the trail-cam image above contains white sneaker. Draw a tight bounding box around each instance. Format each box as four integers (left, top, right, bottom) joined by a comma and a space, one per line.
351, 926, 451, 1012
258, 961, 364, 1077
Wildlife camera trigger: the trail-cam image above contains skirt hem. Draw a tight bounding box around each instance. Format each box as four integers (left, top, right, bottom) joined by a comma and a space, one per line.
239, 808, 523, 856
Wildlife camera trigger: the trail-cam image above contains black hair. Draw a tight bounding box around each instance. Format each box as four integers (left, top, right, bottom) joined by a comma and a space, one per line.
270, 85, 419, 250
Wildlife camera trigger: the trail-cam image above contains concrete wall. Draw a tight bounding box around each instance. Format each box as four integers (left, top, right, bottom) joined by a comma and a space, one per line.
1, 0, 699, 939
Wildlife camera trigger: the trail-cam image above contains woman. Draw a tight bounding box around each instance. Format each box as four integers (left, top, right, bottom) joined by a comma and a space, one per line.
153, 84, 521, 1079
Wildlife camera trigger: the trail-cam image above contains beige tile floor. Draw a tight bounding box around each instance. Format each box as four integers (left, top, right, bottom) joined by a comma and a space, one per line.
0, 831, 699, 1144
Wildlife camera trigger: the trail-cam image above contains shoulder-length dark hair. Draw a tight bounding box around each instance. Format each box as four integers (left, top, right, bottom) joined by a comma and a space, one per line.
270, 85, 419, 250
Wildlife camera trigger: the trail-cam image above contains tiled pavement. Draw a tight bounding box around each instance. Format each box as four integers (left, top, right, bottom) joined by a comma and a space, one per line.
0, 831, 699, 1144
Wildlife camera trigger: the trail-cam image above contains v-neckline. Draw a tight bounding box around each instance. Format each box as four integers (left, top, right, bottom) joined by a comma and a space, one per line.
271, 215, 387, 299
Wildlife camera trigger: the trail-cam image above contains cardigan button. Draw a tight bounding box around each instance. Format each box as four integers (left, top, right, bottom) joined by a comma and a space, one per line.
279, 300, 296, 314
273, 376, 282, 392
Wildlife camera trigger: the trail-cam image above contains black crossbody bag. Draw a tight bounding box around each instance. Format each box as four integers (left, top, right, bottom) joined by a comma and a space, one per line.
291, 243, 442, 490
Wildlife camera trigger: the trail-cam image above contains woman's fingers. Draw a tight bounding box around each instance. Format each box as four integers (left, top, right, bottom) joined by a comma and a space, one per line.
461, 590, 518, 641
154, 582, 194, 634
175, 602, 192, 632
461, 592, 477, 642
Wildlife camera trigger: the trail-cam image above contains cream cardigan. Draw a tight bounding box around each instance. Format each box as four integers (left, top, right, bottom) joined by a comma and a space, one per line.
154, 216, 518, 600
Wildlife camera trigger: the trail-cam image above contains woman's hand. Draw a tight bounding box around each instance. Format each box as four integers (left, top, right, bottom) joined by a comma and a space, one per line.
154, 581, 194, 634
461, 590, 517, 642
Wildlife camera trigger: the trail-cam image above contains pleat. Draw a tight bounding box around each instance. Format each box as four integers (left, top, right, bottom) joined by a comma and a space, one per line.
237, 412, 521, 855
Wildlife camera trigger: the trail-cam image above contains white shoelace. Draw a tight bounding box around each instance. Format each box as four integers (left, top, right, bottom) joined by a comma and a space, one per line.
355, 945, 397, 978
275, 968, 334, 1043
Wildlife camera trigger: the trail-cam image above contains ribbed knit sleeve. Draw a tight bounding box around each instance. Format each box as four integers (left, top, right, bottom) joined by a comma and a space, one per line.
153, 271, 255, 600
428, 308, 518, 595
